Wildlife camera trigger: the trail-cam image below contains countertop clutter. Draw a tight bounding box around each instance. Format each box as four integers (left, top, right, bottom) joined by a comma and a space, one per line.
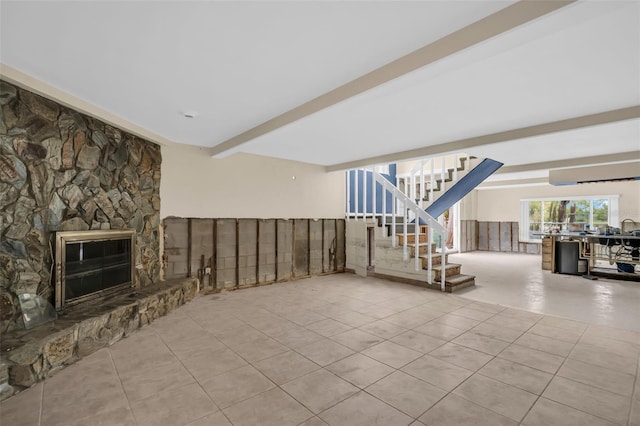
540, 229, 640, 280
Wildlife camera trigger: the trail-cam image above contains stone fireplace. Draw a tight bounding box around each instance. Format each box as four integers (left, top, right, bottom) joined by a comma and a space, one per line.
0, 80, 196, 401
0, 79, 162, 332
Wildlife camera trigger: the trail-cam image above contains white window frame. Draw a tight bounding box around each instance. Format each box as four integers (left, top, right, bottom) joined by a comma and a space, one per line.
520, 195, 620, 242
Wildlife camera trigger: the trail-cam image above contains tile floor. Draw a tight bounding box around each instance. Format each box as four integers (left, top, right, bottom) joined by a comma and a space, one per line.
1, 273, 639, 426
451, 252, 640, 332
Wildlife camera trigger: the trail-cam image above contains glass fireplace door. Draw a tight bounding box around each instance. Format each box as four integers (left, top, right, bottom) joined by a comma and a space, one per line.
55, 229, 136, 310
65, 239, 132, 301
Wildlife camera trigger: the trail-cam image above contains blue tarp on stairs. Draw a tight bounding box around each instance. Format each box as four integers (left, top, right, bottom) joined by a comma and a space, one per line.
424, 158, 503, 219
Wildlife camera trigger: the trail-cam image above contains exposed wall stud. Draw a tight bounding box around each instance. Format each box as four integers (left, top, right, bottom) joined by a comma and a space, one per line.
307, 219, 311, 276
321, 219, 325, 274
256, 219, 260, 284
275, 219, 279, 281
334, 219, 339, 271
187, 218, 192, 277
235, 219, 240, 288
213, 219, 218, 289
292, 219, 296, 277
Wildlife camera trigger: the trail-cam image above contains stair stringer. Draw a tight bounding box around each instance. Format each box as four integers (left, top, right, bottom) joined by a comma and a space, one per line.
425, 158, 503, 219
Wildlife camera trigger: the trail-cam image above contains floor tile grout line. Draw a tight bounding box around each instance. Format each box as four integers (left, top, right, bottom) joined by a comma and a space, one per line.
259, 319, 437, 423
274, 368, 356, 420
325, 352, 398, 391
554, 361, 637, 399
437, 368, 528, 424
351, 336, 475, 422
413, 310, 547, 423
106, 347, 140, 426
516, 314, 599, 425
136, 320, 235, 420
627, 357, 639, 426
175, 307, 345, 420
38, 377, 44, 426
357, 385, 435, 423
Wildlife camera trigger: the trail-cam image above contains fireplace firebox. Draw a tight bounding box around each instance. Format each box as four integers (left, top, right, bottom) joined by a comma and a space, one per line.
54, 229, 136, 311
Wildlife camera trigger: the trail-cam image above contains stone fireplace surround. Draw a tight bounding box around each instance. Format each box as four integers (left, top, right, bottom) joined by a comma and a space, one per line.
0, 79, 162, 332
0, 80, 172, 400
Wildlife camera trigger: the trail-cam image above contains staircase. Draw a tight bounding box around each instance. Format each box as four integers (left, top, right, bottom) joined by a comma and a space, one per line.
347, 153, 502, 293
378, 216, 475, 292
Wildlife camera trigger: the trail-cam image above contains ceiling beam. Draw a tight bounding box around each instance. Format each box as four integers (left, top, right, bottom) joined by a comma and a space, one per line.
326, 106, 640, 172
209, 0, 576, 158
496, 150, 640, 174
477, 177, 548, 189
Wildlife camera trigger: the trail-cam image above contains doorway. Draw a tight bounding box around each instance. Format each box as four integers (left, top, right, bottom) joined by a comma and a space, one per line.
442, 202, 461, 252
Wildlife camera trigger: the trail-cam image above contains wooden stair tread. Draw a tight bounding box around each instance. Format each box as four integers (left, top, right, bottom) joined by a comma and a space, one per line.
430, 263, 461, 271
418, 253, 446, 262
445, 273, 475, 284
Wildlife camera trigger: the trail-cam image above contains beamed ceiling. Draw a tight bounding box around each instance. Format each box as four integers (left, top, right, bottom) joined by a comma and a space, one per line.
1, 1, 638, 184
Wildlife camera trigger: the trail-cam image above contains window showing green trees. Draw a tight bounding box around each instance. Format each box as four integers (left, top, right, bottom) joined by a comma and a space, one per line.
593, 199, 609, 228
521, 196, 616, 241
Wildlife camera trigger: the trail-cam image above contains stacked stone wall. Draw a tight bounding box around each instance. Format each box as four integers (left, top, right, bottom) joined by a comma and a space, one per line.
0, 80, 161, 332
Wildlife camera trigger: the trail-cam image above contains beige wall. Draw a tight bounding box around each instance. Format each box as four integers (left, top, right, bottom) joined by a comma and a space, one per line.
161, 144, 345, 219
459, 190, 477, 221
476, 181, 640, 223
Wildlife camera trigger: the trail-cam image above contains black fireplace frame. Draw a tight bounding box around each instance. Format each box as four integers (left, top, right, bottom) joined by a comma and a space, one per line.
53, 229, 136, 311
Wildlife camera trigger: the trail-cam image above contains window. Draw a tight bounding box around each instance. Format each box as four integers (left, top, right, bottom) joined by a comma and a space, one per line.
520, 195, 619, 242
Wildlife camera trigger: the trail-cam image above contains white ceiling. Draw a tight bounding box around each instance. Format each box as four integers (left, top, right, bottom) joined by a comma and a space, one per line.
1, 1, 639, 177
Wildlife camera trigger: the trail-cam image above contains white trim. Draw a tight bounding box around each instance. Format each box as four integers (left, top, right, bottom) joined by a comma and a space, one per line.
520, 195, 620, 202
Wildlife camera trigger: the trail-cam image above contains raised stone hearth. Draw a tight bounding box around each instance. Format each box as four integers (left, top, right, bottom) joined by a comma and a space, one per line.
0, 277, 198, 401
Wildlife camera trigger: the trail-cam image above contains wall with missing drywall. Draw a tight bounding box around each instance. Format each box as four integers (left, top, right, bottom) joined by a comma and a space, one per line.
476, 221, 540, 254
163, 218, 345, 291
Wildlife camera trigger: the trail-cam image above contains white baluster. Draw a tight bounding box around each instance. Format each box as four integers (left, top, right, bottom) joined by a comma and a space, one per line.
372, 168, 377, 218
441, 156, 446, 194
441, 229, 446, 292
453, 154, 458, 182
415, 207, 420, 271
420, 160, 425, 205
346, 171, 350, 217
430, 159, 434, 204
354, 169, 359, 221
382, 182, 387, 228
403, 199, 408, 261
427, 227, 433, 284
391, 197, 397, 248
363, 168, 368, 219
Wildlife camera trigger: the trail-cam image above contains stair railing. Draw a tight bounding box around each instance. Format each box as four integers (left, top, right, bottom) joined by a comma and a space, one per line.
404, 154, 474, 207
374, 171, 448, 291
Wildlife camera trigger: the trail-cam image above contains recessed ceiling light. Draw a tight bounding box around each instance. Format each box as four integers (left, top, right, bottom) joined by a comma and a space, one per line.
183, 111, 198, 118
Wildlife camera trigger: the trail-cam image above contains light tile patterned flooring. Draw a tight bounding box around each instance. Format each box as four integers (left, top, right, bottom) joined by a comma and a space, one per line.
2, 274, 639, 426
